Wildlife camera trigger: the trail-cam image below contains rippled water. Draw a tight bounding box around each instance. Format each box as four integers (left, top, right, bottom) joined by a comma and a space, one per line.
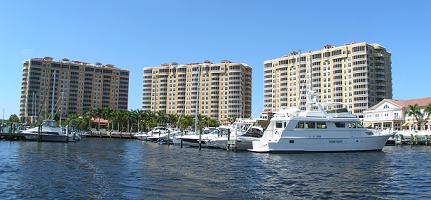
1, 138, 431, 199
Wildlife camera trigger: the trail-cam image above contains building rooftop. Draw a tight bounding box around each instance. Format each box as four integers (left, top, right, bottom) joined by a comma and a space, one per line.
29, 57, 128, 71
264, 41, 388, 63
145, 60, 251, 69
390, 97, 431, 108
368, 97, 431, 111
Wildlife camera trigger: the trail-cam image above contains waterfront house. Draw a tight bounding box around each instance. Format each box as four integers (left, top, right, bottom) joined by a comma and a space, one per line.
363, 97, 431, 131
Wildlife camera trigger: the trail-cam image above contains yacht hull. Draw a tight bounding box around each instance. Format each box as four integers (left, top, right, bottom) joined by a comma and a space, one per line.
181, 138, 209, 147
250, 135, 391, 153
206, 137, 260, 150
23, 134, 70, 142
135, 135, 148, 140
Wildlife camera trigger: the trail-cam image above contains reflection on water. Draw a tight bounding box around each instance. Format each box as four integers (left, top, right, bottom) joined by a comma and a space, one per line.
0, 139, 430, 199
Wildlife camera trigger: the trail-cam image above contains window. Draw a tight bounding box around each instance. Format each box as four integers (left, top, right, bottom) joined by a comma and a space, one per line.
348, 122, 357, 128
383, 104, 389, 109
296, 121, 305, 128
289, 140, 294, 143
296, 121, 317, 128
276, 122, 283, 128
317, 122, 327, 129
305, 122, 315, 128
347, 122, 363, 128
335, 122, 345, 128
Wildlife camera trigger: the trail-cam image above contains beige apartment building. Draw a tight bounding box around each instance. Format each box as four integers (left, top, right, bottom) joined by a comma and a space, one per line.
142, 60, 252, 123
20, 57, 129, 122
264, 42, 392, 117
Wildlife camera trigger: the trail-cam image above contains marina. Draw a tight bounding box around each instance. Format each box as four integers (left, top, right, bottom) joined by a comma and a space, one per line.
1, 1, 431, 199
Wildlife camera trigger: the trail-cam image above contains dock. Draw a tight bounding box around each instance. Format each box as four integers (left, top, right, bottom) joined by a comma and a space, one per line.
86, 131, 136, 139
394, 130, 431, 145
0, 132, 27, 140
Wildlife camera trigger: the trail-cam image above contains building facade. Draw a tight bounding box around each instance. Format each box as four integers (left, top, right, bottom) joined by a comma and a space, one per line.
20, 57, 129, 122
142, 60, 252, 123
264, 42, 392, 117
363, 97, 431, 131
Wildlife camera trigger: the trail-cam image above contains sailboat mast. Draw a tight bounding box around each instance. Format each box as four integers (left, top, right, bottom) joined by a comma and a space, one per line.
51, 70, 56, 120
59, 91, 64, 126
297, 50, 302, 111
32, 92, 35, 124
194, 65, 201, 133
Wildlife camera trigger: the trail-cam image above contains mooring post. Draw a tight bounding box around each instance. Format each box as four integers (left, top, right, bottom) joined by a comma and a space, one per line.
66, 125, 69, 143
37, 124, 42, 142
167, 130, 170, 146
198, 128, 202, 150
227, 129, 231, 151
180, 131, 183, 148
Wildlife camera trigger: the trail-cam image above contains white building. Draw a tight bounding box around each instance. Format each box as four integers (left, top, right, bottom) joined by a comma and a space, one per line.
363, 97, 431, 131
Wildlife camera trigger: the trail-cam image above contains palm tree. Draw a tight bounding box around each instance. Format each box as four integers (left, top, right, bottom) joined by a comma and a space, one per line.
102, 108, 113, 131
132, 109, 145, 132
84, 109, 96, 130
94, 108, 104, 130
179, 115, 194, 130
117, 110, 127, 132
424, 103, 431, 130
156, 111, 167, 126
167, 113, 179, 127
125, 110, 133, 132
405, 104, 424, 130
144, 111, 156, 131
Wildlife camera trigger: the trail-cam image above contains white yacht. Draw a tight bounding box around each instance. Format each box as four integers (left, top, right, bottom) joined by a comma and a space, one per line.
134, 132, 149, 140
206, 120, 264, 150
250, 92, 392, 153
175, 128, 220, 147
145, 127, 174, 142
21, 120, 80, 142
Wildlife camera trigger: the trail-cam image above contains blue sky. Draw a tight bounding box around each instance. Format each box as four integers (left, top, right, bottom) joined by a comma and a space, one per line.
0, 0, 430, 118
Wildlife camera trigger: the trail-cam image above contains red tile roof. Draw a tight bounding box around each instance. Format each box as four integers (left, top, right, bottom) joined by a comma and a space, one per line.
367, 97, 431, 111
393, 97, 431, 108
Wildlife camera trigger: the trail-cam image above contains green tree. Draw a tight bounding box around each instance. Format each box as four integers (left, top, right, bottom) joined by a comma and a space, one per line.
8, 114, 20, 124
167, 113, 179, 127
132, 109, 145, 132
179, 115, 194, 130
405, 104, 424, 130
66, 114, 87, 130
227, 116, 237, 124
102, 108, 113, 131
94, 108, 104, 130
84, 109, 97, 130
143, 111, 156, 131
198, 115, 218, 128
424, 103, 431, 129
155, 111, 167, 126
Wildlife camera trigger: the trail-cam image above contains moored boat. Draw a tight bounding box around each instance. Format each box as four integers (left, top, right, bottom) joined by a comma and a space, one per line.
21, 120, 80, 142
249, 92, 393, 153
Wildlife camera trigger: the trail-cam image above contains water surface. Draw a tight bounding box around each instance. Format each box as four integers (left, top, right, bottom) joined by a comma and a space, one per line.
0, 138, 430, 199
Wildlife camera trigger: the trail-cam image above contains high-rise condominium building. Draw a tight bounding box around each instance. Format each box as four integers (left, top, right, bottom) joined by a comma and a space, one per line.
264, 42, 392, 117
142, 60, 252, 123
20, 57, 129, 122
